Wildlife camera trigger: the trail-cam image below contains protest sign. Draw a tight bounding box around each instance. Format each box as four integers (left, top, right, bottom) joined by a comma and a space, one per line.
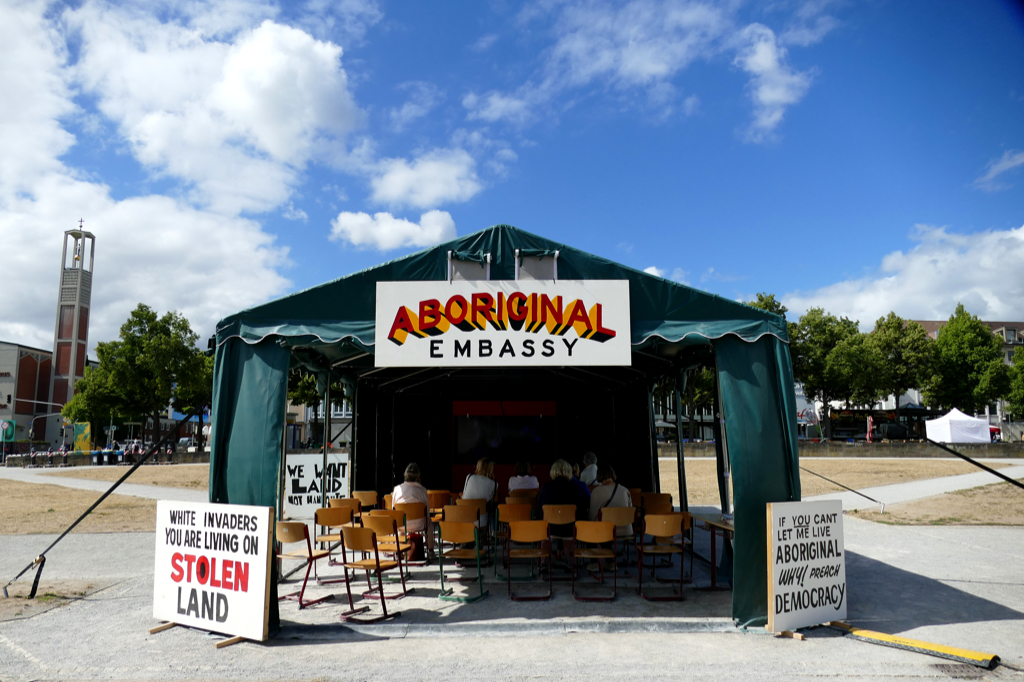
767, 500, 847, 633
153, 500, 273, 641
283, 452, 350, 519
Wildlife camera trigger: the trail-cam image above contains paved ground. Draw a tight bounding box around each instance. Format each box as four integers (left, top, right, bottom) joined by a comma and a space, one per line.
1, 465, 1022, 680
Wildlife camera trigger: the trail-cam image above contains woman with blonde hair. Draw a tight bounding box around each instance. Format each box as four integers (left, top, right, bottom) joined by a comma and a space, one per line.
462, 457, 498, 525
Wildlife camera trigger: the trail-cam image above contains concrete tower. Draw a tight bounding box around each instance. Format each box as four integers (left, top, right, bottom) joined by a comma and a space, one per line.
45, 225, 95, 446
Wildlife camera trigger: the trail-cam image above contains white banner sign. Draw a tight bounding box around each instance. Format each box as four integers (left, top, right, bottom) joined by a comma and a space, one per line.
374, 280, 631, 367
767, 500, 847, 633
153, 501, 273, 641
283, 452, 350, 519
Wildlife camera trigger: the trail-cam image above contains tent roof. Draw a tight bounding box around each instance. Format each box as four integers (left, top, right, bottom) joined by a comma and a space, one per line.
215, 224, 788, 364
926, 408, 987, 424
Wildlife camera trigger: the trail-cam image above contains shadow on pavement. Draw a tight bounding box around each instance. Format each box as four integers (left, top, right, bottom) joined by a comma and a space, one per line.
846, 551, 1024, 633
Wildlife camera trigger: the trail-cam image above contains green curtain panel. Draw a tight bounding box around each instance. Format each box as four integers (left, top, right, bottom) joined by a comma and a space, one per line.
716, 334, 801, 628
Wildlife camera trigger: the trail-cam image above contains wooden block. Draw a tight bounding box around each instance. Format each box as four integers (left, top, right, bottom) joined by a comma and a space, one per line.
215, 636, 245, 649
148, 622, 176, 634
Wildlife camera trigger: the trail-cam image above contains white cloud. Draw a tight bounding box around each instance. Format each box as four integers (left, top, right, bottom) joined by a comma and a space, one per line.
282, 203, 308, 221
67, 5, 361, 214
973, 149, 1024, 192
388, 82, 444, 131
466, 1, 823, 137
733, 24, 813, 142
370, 148, 482, 209
330, 210, 456, 250
470, 33, 499, 52
644, 265, 689, 284
784, 224, 1024, 328
0, 0, 290, 352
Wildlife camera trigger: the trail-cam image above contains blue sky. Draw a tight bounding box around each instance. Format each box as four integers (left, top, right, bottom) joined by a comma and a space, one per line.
2, 0, 1023, 351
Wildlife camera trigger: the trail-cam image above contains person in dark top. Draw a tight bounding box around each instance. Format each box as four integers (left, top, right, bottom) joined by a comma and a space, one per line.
539, 458, 590, 537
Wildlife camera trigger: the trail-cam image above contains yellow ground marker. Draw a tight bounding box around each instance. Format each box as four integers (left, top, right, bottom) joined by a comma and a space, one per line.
829, 621, 1000, 670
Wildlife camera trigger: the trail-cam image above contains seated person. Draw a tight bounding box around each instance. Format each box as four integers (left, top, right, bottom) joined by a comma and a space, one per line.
579, 451, 598, 485
588, 463, 633, 537
508, 460, 539, 493
539, 459, 590, 538
462, 457, 498, 526
392, 462, 433, 554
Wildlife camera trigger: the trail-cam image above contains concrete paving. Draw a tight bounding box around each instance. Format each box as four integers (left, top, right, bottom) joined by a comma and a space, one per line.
1, 463, 1023, 680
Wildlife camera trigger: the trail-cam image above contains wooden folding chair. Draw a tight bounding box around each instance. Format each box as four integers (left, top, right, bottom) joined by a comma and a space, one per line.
507, 520, 551, 601
276, 522, 332, 609
360, 514, 412, 597
339, 526, 402, 623
494, 503, 533, 579
328, 497, 362, 533
508, 487, 539, 500
571, 521, 617, 601
314, 506, 354, 582
394, 502, 429, 566
542, 504, 576, 580
456, 497, 491, 548
636, 514, 690, 601
597, 506, 636, 574
438, 505, 480, 575
383, 493, 393, 510
352, 491, 379, 518
438, 521, 488, 603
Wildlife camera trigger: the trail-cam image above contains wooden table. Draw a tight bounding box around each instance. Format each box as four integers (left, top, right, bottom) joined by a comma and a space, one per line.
688, 511, 734, 591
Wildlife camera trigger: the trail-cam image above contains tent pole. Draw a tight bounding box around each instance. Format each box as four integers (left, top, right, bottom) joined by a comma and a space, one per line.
675, 373, 688, 513
647, 382, 661, 494
350, 381, 358, 497
374, 387, 380, 496
322, 381, 330, 508
390, 392, 396, 493
711, 361, 731, 516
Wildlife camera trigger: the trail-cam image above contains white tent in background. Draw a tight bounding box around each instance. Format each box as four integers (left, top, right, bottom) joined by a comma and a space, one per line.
925, 408, 990, 443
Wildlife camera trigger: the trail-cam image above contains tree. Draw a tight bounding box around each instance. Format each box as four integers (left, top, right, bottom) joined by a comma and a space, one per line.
867, 313, 934, 421
747, 292, 799, 365
922, 303, 1010, 413
1007, 347, 1024, 420
287, 369, 348, 446
826, 333, 884, 409
62, 304, 210, 445
792, 308, 860, 438
685, 366, 715, 440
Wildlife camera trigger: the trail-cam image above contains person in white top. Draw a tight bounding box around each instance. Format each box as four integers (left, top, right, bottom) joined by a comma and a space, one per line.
392, 462, 433, 553
508, 460, 540, 492
579, 451, 599, 486
588, 463, 633, 537
462, 457, 498, 526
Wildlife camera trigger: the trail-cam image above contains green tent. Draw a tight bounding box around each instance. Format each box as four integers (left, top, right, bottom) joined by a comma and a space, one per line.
211, 224, 800, 628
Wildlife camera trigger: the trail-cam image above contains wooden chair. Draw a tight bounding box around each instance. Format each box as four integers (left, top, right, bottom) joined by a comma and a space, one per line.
508, 487, 539, 500
437, 504, 478, 559
360, 515, 412, 597
394, 502, 429, 566
541, 504, 576, 579
636, 514, 690, 602
494, 503, 533, 578
507, 520, 551, 601
640, 492, 672, 514
383, 493, 393, 510
314, 506, 354, 581
352, 490, 379, 515
626, 488, 642, 504
571, 521, 617, 601
597, 506, 636, 573
276, 521, 332, 609
437, 521, 488, 603
456, 497, 491, 547
328, 497, 362, 531
339, 525, 402, 623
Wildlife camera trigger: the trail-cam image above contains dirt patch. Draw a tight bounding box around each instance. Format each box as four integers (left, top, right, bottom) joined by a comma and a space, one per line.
658, 458, 1017, 507
850, 478, 1024, 526
0, 579, 113, 622
0, 480, 157, 535
41, 463, 209, 489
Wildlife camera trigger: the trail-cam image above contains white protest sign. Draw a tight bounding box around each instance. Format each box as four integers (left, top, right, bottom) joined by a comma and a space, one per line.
283, 452, 350, 519
153, 501, 273, 641
767, 500, 847, 633
374, 280, 631, 367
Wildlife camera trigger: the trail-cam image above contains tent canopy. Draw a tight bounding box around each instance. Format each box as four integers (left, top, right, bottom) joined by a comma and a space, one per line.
925, 408, 990, 443
210, 224, 801, 628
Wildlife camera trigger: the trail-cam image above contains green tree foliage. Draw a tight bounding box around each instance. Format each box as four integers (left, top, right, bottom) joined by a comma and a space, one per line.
922, 303, 1010, 413
746, 292, 800, 363
1007, 347, 1024, 419
62, 304, 210, 444
792, 308, 861, 438
867, 313, 934, 420
287, 369, 349, 446
826, 333, 884, 409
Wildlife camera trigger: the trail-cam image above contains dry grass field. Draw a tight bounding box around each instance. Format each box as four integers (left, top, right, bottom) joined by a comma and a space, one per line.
1, 459, 1018, 534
